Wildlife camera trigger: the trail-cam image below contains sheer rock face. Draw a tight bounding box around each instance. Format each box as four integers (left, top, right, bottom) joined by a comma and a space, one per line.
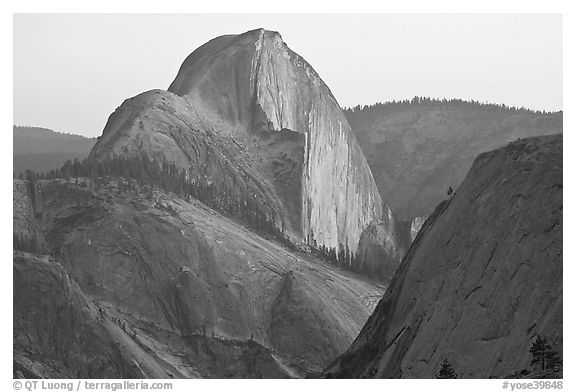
324, 135, 562, 378
13, 180, 45, 250
13, 252, 167, 378
169, 28, 385, 254
355, 212, 406, 282
13, 179, 384, 377
90, 28, 394, 270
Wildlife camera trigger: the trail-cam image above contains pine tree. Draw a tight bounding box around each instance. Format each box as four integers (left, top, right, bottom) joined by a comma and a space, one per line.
530, 335, 561, 370
436, 359, 457, 379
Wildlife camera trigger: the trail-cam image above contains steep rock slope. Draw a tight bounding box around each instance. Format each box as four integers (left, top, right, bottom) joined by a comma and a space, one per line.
13, 179, 384, 377
346, 100, 562, 219
89, 89, 287, 229
169, 29, 385, 256
13, 252, 171, 378
13, 180, 45, 251
90, 29, 396, 270
324, 135, 562, 378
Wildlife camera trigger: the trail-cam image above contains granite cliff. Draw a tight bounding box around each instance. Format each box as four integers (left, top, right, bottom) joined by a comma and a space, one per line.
323, 135, 562, 378
13, 178, 384, 378
89, 29, 400, 276
14, 252, 167, 378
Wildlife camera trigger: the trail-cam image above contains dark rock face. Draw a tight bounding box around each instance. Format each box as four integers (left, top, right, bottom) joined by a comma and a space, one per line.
323, 135, 562, 378
14, 179, 384, 377
13, 252, 163, 378
346, 102, 563, 219
89, 29, 398, 273
355, 218, 405, 281
13, 180, 45, 251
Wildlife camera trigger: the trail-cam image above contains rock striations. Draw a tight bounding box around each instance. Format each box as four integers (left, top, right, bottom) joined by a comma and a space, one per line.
323, 135, 562, 378
13, 178, 384, 378
88, 89, 285, 231
168, 29, 385, 254
89, 29, 398, 274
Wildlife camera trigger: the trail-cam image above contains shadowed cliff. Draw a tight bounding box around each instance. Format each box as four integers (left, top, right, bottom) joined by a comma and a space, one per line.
323, 134, 562, 378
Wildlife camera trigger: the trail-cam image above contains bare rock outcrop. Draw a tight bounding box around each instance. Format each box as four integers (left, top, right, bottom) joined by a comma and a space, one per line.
14, 178, 385, 377
13, 252, 169, 378
324, 135, 562, 378
88, 89, 286, 229
89, 29, 399, 275
169, 28, 386, 256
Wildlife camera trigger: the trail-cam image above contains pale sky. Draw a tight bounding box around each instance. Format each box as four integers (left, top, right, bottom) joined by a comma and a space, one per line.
13, 14, 562, 137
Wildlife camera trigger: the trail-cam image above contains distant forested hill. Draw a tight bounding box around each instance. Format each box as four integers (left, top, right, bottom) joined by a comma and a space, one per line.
344, 98, 563, 219
13, 126, 96, 177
